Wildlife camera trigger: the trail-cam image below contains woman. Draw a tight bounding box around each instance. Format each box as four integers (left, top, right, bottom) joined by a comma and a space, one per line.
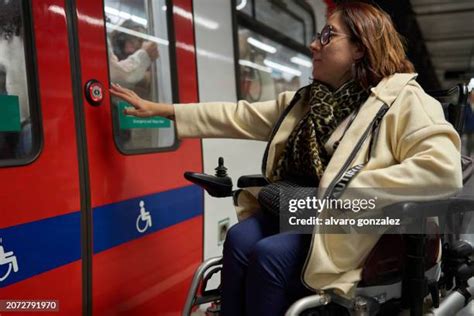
110, 3, 462, 315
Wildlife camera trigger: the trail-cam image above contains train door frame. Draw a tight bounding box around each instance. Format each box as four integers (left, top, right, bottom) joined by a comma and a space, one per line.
69, 0, 204, 314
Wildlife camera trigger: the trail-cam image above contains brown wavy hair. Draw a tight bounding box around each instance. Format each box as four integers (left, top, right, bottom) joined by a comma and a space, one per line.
332, 2, 415, 88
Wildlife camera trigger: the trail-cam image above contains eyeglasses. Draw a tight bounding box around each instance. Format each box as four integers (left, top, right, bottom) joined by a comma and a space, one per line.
314, 25, 351, 46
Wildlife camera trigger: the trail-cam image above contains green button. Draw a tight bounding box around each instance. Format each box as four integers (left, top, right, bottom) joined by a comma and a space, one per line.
0, 95, 21, 132
118, 101, 171, 129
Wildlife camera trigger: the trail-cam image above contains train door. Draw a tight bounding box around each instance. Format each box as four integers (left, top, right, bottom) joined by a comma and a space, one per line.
73, 0, 203, 314
1, 0, 203, 315
0, 0, 83, 314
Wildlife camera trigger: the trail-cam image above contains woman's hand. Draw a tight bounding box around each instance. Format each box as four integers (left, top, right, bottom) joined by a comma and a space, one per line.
110, 83, 174, 119
142, 41, 159, 61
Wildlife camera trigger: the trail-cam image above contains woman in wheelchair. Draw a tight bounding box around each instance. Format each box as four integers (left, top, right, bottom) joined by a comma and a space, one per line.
110, 2, 462, 315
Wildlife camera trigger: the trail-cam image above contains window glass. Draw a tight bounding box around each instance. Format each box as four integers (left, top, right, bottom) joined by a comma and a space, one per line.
255, 0, 305, 45
104, 0, 176, 153
285, 1, 315, 45
235, 0, 253, 16
238, 27, 312, 102
0, 1, 39, 164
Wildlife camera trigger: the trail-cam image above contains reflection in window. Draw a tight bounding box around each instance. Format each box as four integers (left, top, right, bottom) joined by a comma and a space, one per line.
284, 1, 315, 46
0, 1, 36, 162
105, 0, 176, 152
238, 27, 312, 102
255, 1, 305, 46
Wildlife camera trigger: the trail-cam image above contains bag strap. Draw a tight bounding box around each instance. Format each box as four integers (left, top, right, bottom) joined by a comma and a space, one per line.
461, 155, 473, 184
328, 103, 390, 199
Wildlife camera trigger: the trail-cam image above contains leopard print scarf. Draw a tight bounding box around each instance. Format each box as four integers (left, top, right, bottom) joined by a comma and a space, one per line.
273, 79, 369, 185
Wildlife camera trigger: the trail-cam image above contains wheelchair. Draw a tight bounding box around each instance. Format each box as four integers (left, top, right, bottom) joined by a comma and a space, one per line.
182, 84, 474, 316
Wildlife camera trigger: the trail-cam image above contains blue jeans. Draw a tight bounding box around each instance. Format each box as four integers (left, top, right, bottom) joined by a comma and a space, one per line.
221, 213, 313, 316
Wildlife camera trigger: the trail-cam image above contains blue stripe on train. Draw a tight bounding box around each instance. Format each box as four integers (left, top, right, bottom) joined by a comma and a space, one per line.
0, 185, 202, 288
0, 212, 81, 288
93, 185, 203, 253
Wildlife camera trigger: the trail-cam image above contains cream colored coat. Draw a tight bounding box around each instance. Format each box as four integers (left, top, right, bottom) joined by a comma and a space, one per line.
174, 73, 462, 296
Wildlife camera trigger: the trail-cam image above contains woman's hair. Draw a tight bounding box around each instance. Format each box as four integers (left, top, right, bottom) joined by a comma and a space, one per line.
111, 20, 146, 61
332, 2, 415, 88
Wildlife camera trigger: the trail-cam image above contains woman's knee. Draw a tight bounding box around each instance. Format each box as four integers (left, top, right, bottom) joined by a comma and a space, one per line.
223, 215, 265, 258
249, 237, 282, 269
249, 234, 310, 273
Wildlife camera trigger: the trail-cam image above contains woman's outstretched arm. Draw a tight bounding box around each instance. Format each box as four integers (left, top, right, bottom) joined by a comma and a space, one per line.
110, 82, 296, 140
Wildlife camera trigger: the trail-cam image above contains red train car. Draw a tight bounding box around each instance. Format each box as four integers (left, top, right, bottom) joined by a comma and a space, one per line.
0, 0, 326, 314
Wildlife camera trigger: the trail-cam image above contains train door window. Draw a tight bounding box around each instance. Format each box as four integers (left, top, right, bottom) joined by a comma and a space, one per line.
255, 1, 305, 45
0, 1, 41, 166
238, 27, 312, 102
235, 1, 315, 102
104, 0, 176, 154
283, 2, 316, 46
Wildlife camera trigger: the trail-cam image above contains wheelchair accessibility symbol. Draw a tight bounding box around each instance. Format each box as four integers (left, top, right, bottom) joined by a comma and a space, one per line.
0, 245, 19, 282
136, 200, 152, 233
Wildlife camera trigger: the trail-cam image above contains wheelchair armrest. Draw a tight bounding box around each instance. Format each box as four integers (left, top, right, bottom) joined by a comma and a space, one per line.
184, 172, 233, 197
237, 174, 269, 188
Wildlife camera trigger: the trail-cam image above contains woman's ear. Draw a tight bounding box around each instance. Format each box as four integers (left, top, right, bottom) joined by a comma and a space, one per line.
352, 43, 365, 61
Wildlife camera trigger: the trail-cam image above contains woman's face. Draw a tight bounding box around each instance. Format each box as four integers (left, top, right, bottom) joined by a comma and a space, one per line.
310, 12, 363, 89
124, 37, 143, 55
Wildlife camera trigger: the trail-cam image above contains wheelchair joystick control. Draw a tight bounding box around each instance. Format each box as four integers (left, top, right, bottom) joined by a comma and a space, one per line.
215, 157, 228, 177
184, 157, 233, 198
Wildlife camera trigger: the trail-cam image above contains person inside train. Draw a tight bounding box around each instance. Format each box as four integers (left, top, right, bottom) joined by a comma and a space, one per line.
111, 19, 148, 61
110, 2, 462, 315
107, 18, 159, 145
107, 19, 159, 90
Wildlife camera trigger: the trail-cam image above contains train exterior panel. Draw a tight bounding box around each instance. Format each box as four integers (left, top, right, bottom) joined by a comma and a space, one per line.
1, 0, 83, 314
